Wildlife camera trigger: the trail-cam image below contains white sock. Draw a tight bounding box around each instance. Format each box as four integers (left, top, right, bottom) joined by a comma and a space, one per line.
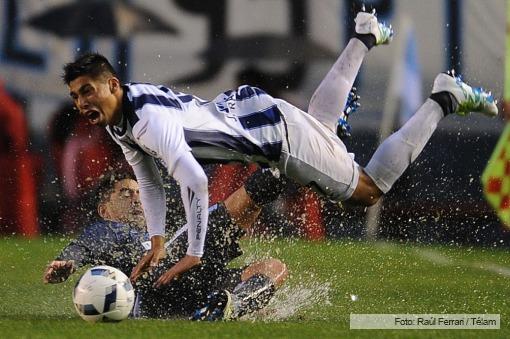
364, 99, 444, 193
308, 38, 368, 132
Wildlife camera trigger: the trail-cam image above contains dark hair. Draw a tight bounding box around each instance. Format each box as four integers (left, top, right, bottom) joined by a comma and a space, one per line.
93, 171, 135, 207
62, 52, 117, 85
76, 170, 134, 222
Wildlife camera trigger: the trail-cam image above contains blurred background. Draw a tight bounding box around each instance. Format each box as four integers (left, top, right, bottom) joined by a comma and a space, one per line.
0, 0, 508, 246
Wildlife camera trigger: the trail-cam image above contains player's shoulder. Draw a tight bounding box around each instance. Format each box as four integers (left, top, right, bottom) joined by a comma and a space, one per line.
213, 85, 274, 109
126, 82, 183, 113
127, 82, 170, 96
76, 220, 110, 243
81, 220, 122, 238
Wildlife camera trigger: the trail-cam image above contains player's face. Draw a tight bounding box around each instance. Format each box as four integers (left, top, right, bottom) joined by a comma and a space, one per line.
68, 74, 121, 127
103, 179, 145, 228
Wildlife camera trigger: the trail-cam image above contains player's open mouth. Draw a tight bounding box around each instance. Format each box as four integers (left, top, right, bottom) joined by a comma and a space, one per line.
85, 110, 100, 124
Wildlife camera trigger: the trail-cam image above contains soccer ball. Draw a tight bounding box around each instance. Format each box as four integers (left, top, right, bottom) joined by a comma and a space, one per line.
72, 265, 135, 322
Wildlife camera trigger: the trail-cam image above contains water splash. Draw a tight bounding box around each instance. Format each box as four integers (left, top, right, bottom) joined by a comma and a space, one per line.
242, 280, 332, 321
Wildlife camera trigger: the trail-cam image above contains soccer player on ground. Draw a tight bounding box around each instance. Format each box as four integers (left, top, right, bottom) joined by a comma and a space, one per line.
62, 10, 498, 288
43, 171, 288, 319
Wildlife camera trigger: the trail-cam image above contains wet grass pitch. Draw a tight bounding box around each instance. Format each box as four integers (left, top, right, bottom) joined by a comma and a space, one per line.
1, 236, 508, 338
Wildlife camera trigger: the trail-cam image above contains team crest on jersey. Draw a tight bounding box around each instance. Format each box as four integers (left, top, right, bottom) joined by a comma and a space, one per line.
215, 90, 236, 114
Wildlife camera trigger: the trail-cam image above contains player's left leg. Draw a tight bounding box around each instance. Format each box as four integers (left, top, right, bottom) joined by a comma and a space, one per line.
308, 10, 393, 133
191, 258, 288, 321
352, 71, 498, 204
222, 186, 261, 229
223, 168, 288, 230
276, 71, 498, 207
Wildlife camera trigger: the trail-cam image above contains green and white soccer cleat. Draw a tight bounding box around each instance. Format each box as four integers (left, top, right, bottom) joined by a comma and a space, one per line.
354, 10, 394, 46
432, 70, 498, 117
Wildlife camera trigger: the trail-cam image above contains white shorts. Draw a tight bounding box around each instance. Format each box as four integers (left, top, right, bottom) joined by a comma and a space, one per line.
275, 99, 359, 201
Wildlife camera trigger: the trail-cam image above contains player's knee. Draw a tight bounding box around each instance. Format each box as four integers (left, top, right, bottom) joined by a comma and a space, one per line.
266, 258, 288, 286
244, 169, 287, 207
242, 258, 289, 287
365, 193, 382, 206
362, 187, 383, 206
348, 170, 383, 206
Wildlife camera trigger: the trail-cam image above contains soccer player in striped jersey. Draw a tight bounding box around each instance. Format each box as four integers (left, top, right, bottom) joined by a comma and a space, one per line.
62, 10, 498, 288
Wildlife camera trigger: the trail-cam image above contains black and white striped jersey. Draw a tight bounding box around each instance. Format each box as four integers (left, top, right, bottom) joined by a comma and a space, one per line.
108, 82, 285, 169
105, 82, 285, 256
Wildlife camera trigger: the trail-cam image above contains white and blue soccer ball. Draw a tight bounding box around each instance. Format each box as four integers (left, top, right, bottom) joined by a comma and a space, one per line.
72, 265, 135, 322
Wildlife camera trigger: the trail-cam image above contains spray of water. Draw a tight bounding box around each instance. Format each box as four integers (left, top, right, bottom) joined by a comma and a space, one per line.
242, 279, 332, 321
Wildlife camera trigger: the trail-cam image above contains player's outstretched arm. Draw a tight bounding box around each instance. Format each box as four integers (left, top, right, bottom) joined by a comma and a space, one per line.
155, 151, 208, 287
128, 156, 167, 282
44, 225, 104, 284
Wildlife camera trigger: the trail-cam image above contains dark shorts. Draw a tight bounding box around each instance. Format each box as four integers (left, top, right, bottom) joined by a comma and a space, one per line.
135, 203, 245, 318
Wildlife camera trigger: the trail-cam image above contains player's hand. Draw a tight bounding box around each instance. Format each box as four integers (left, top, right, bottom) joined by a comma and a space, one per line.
130, 235, 166, 283
43, 260, 76, 284
154, 255, 201, 288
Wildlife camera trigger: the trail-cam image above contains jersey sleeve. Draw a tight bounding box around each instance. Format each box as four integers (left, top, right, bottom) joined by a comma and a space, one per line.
130, 107, 194, 240
56, 223, 109, 267
132, 108, 191, 175
130, 155, 166, 238
105, 119, 166, 238
172, 151, 209, 257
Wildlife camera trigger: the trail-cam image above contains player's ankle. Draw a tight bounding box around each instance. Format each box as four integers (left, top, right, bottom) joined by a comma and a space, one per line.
354, 33, 377, 50
429, 91, 458, 116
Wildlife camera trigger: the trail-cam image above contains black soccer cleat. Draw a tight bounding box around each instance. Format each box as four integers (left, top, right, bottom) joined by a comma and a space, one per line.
191, 290, 234, 321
